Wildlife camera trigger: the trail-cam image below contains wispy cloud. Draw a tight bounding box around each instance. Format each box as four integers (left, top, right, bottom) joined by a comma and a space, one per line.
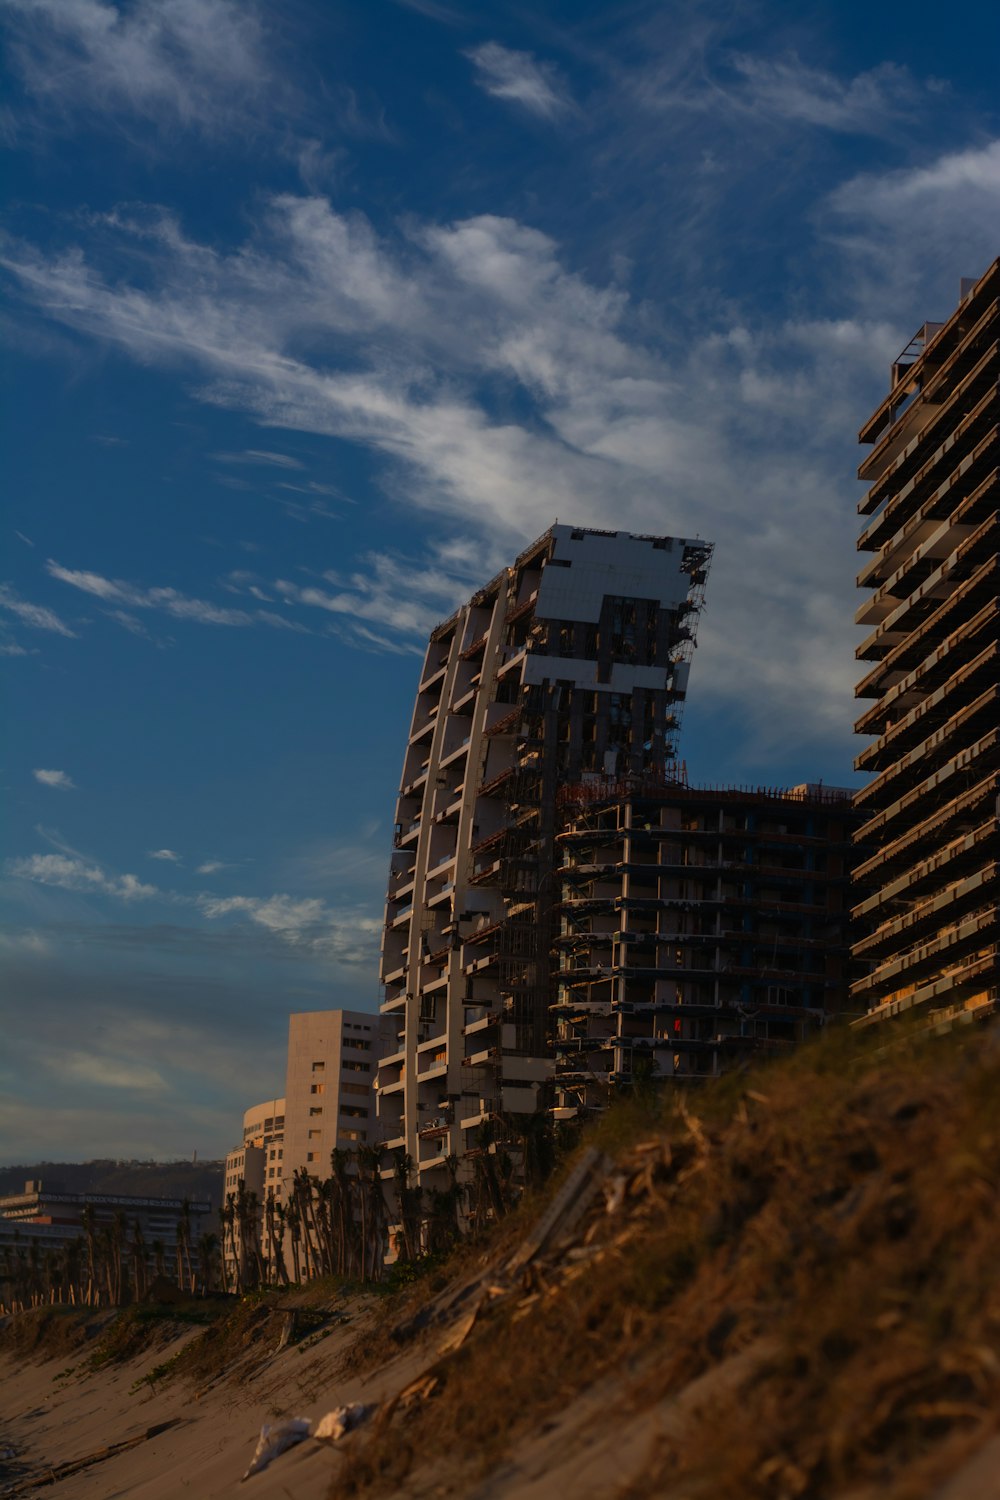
8, 838, 381, 966
3, 154, 994, 760
196, 859, 230, 874
35, 824, 90, 862
220, 546, 473, 652
0, 928, 50, 956
213, 448, 305, 469
33, 768, 75, 791
393, 0, 464, 23
824, 139, 1000, 320
59, 1050, 168, 1094
275, 547, 476, 641
44, 558, 309, 632
727, 55, 927, 137
8, 852, 158, 902
466, 41, 572, 120
199, 891, 325, 933
0, 583, 77, 637
2, 0, 276, 137
198, 891, 381, 964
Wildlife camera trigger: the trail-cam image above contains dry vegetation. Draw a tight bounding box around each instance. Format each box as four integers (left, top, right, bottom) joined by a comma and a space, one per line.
330, 1020, 1000, 1500
5, 1022, 1000, 1499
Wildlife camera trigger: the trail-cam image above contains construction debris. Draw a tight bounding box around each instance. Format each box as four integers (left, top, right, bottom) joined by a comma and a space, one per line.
313, 1404, 375, 1442
240, 1416, 311, 1481
7, 1419, 184, 1494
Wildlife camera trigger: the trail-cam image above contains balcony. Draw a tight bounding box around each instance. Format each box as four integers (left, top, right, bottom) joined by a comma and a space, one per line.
440, 736, 471, 770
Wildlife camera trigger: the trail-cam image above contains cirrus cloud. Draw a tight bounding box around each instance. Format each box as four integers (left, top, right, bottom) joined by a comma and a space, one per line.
466, 41, 573, 121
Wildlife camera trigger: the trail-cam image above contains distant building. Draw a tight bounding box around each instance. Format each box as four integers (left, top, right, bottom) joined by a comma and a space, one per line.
222, 1097, 285, 1279
223, 1098, 285, 1204
852, 260, 1000, 1028
0, 1180, 211, 1260
550, 780, 860, 1114
239, 1097, 285, 1198
222, 1012, 394, 1278
377, 523, 712, 1187
281, 1009, 395, 1189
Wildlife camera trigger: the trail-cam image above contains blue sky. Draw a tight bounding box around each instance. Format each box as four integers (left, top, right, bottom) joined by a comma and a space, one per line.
2, 0, 998, 1162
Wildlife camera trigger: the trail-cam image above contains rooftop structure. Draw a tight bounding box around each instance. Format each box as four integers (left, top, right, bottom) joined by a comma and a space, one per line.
551, 780, 859, 1114
852, 261, 1000, 1027
377, 523, 712, 1188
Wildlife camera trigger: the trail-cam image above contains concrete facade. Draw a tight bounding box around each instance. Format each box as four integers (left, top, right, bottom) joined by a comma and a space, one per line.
280, 1009, 396, 1193
223, 1097, 284, 1205
552, 781, 860, 1112
377, 523, 711, 1187
852, 262, 1000, 1027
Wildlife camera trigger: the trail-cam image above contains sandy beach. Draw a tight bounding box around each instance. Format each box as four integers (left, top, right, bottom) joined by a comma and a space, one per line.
0, 1305, 414, 1500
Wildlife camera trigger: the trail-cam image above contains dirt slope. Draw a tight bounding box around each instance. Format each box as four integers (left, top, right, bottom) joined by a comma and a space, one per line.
5, 1021, 1000, 1500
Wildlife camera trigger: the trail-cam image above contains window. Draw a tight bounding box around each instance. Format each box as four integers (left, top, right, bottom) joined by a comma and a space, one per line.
310, 1083, 325, 1095
345, 1038, 372, 1051
340, 1129, 368, 1143
341, 1105, 367, 1120
308, 1129, 321, 1140
307, 1152, 316, 1163
342, 1082, 369, 1097
343, 1060, 370, 1073
309, 1106, 323, 1117
312, 1060, 325, 1071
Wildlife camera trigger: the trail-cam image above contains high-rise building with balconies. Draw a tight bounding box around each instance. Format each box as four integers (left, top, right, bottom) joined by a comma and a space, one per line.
852, 261, 999, 1027
552, 779, 858, 1113
377, 523, 711, 1190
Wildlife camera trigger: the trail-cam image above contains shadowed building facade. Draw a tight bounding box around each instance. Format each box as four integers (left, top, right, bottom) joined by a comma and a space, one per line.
852, 260, 1000, 1027
552, 779, 859, 1115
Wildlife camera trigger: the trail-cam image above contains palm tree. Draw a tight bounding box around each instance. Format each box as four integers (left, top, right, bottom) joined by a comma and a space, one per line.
111, 1209, 130, 1303
392, 1152, 422, 1262
63, 1237, 84, 1307
176, 1200, 194, 1293
220, 1194, 237, 1292
247, 1192, 266, 1286
292, 1169, 322, 1280
357, 1144, 387, 1280
272, 1199, 290, 1286
471, 1122, 509, 1230
130, 1220, 147, 1302
326, 1150, 352, 1277
197, 1232, 220, 1293
80, 1205, 99, 1305
285, 1195, 302, 1284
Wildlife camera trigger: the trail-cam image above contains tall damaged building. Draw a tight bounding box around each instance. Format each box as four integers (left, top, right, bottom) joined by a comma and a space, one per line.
376, 524, 711, 1190
852, 260, 1000, 1027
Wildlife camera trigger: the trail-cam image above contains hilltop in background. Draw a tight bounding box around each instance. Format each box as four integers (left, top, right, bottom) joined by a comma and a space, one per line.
0, 1160, 224, 1206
